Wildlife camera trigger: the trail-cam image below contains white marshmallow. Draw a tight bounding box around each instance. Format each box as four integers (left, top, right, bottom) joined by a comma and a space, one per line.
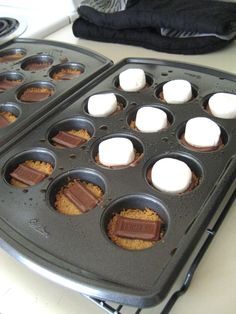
87, 93, 117, 117
98, 137, 135, 167
135, 106, 168, 133
208, 92, 236, 119
119, 68, 146, 92
151, 158, 192, 193
184, 117, 221, 148
163, 79, 192, 104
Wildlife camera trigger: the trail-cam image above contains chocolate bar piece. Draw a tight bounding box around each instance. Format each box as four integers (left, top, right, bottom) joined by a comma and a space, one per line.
63, 181, 98, 212
114, 216, 161, 241
10, 164, 47, 186
24, 63, 51, 71
0, 79, 22, 92
56, 73, 78, 80
20, 88, 53, 102
52, 131, 86, 148
0, 53, 24, 62
52, 69, 82, 80
0, 114, 10, 127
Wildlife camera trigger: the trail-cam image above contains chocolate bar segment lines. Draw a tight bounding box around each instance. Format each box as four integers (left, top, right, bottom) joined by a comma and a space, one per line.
114, 216, 161, 241
52, 131, 86, 148
63, 181, 99, 212
10, 164, 47, 186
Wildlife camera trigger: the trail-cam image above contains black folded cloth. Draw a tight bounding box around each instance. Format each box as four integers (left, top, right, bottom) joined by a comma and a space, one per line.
72, 0, 236, 55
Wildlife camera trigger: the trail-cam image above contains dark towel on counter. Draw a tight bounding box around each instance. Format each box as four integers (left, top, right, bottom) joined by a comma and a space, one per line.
72, 0, 236, 55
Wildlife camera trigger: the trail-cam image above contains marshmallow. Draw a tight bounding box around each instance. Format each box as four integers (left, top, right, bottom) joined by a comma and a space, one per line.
119, 68, 146, 92
208, 92, 236, 119
135, 106, 168, 133
184, 117, 221, 148
87, 93, 117, 117
98, 137, 135, 167
151, 158, 192, 193
163, 79, 192, 104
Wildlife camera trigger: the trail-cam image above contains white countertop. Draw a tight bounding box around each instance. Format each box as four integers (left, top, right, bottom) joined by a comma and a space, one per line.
0, 24, 236, 314
46, 25, 236, 73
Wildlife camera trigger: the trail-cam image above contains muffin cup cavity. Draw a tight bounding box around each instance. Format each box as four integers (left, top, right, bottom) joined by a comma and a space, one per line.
145, 153, 203, 194
21, 55, 54, 71
47, 117, 95, 148
101, 194, 168, 250
17, 81, 55, 103
0, 103, 21, 127
49, 62, 85, 80
0, 49, 235, 307
155, 82, 198, 103
177, 122, 228, 152
3, 148, 56, 187
127, 105, 174, 132
84, 93, 127, 117
0, 71, 24, 92
47, 168, 107, 214
203, 93, 236, 119
114, 73, 154, 91
0, 48, 26, 63
91, 133, 144, 169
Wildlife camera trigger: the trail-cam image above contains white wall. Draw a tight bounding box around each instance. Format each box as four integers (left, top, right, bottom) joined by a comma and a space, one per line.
0, 0, 80, 13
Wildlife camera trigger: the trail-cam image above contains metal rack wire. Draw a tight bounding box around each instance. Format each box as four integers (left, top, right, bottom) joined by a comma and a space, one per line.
85, 296, 142, 314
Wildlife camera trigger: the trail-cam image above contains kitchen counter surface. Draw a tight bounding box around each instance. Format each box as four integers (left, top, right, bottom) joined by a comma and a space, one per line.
47, 25, 236, 73
0, 24, 236, 314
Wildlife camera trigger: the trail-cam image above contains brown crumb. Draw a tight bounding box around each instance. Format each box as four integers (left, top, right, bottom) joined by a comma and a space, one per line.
108, 208, 164, 250
55, 180, 103, 215
52, 129, 91, 148
10, 160, 53, 187
0, 53, 25, 63
52, 68, 82, 80
67, 129, 91, 141
0, 111, 17, 123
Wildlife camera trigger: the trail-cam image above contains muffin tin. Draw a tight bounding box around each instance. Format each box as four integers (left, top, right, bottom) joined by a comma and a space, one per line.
0, 38, 112, 152
0, 57, 235, 308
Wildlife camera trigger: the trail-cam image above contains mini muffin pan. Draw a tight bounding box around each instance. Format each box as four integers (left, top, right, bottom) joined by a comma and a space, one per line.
0, 58, 235, 308
0, 38, 112, 152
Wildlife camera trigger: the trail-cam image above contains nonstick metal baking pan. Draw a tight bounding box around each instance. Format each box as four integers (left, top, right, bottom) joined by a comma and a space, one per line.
0, 57, 235, 308
0, 38, 112, 152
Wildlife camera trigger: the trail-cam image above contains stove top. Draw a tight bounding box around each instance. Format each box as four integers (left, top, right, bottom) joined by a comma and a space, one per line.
0, 16, 27, 45
0, 3, 78, 43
